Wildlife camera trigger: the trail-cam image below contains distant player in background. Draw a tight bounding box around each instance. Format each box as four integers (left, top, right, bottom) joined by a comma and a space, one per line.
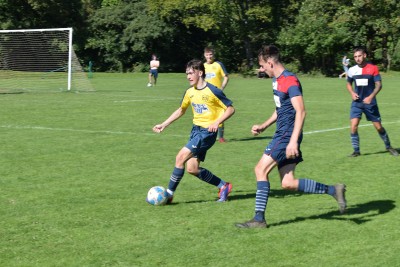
147, 54, 159, 87
203, 47, 230, 143
235, 45, 347, 229
152, 59, 235, 203
339, 55, 350, 79
346, 47, 398, 157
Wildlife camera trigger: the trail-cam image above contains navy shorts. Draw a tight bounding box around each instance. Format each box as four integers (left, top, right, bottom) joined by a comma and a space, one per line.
150, 69, 158, 79
350, 102, 381, 122
185, 125, 217, 161
264, 132, 303, 168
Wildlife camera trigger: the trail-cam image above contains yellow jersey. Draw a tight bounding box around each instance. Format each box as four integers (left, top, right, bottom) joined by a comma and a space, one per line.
180, 83, 233, 128
204, 61, 228, 89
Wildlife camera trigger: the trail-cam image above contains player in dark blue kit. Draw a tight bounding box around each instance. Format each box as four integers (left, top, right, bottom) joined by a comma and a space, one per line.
236, 45, 347, 228
346, 47, 398, 157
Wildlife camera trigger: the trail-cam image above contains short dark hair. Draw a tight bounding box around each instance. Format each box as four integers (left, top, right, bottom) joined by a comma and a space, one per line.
258, 45, 280, 62
353, 46, 368, 55
204, 46, 215, 54
186, 59, 205, 79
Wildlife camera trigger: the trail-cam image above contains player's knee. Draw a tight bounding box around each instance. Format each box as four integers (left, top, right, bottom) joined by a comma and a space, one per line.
254, 165, 264, 178
377, 127, 385, 134
186, 166, 199, 176
175, 155, 186, 168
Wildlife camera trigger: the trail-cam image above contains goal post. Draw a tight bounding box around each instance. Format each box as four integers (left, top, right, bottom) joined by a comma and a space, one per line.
0, 27, 94, 92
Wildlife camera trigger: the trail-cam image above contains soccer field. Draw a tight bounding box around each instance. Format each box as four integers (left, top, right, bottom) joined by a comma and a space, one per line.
1, 72, 399, 266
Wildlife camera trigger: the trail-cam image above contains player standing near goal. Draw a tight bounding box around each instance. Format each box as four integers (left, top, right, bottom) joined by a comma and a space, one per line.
203, 47, 230, 143
346, 47, 398, 157
152, 59, 235, 203
147, 54, 159, 87
235, 45, 347, 229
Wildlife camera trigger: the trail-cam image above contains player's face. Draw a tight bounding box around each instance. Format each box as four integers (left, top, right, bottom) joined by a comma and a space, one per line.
204, 52, 214, 64
353, 51, 366, 66
258, 57, 273, 77
186, 68, 203, 86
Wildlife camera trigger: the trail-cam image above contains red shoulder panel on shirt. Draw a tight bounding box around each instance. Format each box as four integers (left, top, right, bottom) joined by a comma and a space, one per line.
277, 75, 299, 93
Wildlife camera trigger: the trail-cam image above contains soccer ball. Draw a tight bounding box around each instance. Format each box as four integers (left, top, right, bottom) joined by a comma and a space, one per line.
146, 186, 168, 206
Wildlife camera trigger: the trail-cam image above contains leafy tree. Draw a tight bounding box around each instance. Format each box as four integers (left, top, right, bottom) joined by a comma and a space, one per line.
278, 0, 400, 74
1, 0, 398, 73
86, 0, 173, 71
0, 0, 89, 66
278, 0, 355, 75
148, 0, 277, 72
0, 0, 85, 29
347, 0, 400, 70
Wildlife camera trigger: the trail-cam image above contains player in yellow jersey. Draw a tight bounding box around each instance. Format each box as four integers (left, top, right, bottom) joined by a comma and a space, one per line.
153, 59, 235, 203
204, 47, 230, 142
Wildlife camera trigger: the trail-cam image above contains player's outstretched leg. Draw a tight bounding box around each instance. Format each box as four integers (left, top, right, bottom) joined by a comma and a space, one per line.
297, 179, 347, 214
333, 184, 347, 214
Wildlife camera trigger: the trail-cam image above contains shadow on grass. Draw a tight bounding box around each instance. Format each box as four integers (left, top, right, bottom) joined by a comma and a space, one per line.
0, 91, 24, 94
229, 135, 273, 142
361, 148, 399, 156
229, 189, 302, 201
268, 199, 396, 227
181, 189, 301, 204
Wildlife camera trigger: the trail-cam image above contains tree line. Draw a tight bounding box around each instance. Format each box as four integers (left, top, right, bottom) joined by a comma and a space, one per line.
1, 0, 399, 76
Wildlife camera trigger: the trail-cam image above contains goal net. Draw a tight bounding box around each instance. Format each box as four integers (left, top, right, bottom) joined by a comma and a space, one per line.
0, 28, 94, 93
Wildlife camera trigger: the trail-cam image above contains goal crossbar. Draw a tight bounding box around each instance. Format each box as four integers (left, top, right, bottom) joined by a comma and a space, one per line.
0, 28, 73, 33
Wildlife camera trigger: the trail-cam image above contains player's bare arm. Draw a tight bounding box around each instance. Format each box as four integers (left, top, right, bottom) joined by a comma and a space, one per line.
363, 81, 382, 104
287, 95, 306, 159
208, 106, 235, 132
251, 110, 277, 136
221, 75, 229, 90
346, 82, 359, 101
153, 107, 186, 133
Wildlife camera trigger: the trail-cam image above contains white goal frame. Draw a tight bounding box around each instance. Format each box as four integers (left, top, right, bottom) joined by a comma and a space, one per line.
0, 27, 92, 92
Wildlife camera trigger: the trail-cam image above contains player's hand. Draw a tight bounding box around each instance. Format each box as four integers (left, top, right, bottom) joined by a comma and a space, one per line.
208, 122, 219, 132
363, 96, 372, 104
286, 142, 299, 159
352, 92, 359, 101
153, 124, 165, 133
251, 125, 263, 136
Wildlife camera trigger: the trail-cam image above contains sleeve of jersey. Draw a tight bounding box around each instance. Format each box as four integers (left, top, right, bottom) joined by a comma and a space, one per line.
217, 61, 229, 76
180, 89, 191, 110
347, 67, 354, 83
372, 65, 382, 83
208, 84, 233, 108
288, 86, 302, 98
283, 76, 302, 98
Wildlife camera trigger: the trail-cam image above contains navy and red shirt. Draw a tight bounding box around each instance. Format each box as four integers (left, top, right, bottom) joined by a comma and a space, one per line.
272, 70, 303, 134
347, 62, 381, 105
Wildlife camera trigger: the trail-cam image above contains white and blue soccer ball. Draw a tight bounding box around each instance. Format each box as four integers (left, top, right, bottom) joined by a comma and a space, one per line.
146, 186, 168, 206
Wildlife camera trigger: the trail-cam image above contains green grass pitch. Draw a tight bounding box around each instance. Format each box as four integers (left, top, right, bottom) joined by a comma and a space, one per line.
1, 72, 399, 266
